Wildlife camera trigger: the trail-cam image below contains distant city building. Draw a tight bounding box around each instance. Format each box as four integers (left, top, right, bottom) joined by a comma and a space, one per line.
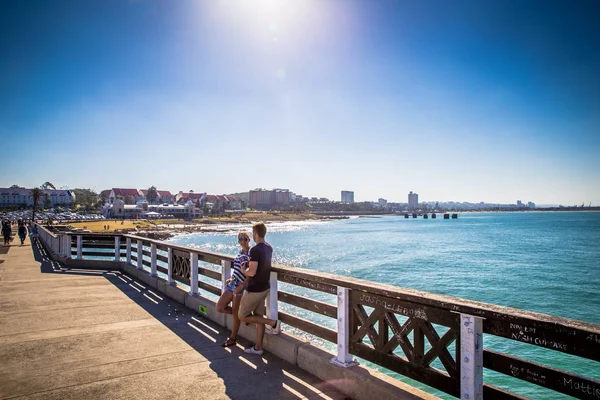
341, 191, 354, 203
103, 188, 173, 205
517, 200, 523, 207
527, 201, 536, 209
249, 188, 290, 209
408, 191, 419, 208
0, 188, 75, 208
378, 198, 388, 208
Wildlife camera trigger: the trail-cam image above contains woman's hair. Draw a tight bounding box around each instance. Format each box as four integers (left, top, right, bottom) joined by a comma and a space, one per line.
238, 231, 250, 242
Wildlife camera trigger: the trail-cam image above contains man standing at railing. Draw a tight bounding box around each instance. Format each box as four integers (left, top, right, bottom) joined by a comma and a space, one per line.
238, 222, 280, 355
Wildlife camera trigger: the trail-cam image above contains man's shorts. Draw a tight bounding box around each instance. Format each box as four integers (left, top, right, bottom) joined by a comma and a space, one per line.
238, 289, 269, 319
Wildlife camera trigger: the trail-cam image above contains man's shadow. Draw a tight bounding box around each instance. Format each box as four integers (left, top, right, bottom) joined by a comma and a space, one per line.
29, 238, 342, 400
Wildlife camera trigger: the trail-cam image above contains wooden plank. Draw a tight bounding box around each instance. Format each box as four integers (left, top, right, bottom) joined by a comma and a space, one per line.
199, 267, 221, 281
350, 290, 458, 327
277, 272, 337, 295
350, 341, 458, 397
484, 349, 600, 400
82, 244, 126, 250
483, 383, 529, 400
157, 254, 168, 264
157, 265, 168, 275
278, 291, 337, 319
195, 253, 223, 265
80, 251, 117, 258
278, 311, 337, 343
484, 319, 599, 362
198, 281, 221, 296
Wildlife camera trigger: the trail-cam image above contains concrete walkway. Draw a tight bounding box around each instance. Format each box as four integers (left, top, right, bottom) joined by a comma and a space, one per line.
0, 236, 348, 400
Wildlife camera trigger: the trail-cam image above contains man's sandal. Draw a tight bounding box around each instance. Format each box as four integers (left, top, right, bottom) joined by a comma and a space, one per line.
222, 338, 237, 347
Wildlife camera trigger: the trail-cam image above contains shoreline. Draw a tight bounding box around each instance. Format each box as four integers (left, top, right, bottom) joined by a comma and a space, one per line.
134, 213, 349, 240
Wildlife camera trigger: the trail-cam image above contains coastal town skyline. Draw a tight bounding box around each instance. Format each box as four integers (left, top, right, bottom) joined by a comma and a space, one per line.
1, 1, 599, 205
0, 183, 583, 208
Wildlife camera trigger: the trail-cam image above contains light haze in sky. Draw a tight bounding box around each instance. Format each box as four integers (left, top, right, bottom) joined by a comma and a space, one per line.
1, 0, 599, 205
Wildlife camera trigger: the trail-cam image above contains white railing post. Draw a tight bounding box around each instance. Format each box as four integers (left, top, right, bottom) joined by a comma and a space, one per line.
76, 235, 83, 259
114, 236, 121, 262
167, 247, 174, 285
266, 271, 280, 334
126, 238, 132, 265
189, 252, 198, 296
331, 286, 358, 367
64, 235, 71, 258
460, 314, 484, 400
221, 260, 232, 294
136, 240, 143, 270
150, 243, 157, 277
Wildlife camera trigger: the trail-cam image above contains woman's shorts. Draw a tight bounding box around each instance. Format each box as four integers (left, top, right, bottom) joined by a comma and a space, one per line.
224, 280, 245, 297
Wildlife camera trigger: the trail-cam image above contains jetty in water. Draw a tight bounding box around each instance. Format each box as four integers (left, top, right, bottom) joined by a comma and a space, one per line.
404, 213, 458, 219
1, 225, 598, 400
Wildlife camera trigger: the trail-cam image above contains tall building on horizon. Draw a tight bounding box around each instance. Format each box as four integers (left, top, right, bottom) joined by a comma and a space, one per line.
408, 191, 418, 208
249, 188, 290, 209
341, 190, 354, 203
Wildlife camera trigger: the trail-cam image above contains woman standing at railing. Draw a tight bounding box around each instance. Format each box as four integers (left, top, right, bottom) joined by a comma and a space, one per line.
216, 231, 251, 347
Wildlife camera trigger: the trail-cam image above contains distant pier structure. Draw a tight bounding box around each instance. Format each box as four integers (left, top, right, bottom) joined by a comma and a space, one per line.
403, 213, 457, 219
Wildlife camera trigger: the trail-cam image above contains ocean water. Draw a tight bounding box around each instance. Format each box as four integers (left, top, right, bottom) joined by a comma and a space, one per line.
168, 212, 600, 399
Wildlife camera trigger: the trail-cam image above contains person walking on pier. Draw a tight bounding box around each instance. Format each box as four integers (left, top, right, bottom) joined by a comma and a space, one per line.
216, 231, 251, 347
17, 221, 27, 245
238, 222, 280, 355
2, 220, 12, 245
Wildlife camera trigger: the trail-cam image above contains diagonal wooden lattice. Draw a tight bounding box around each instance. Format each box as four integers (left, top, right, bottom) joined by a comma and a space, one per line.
171, 249, 191, 284
350, 299, 457, 378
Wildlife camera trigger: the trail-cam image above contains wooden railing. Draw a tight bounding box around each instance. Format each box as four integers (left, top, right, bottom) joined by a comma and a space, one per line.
37, 228, 600, 400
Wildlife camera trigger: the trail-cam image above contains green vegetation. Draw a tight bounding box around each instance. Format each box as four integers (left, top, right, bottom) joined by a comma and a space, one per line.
147, 186, 158, 204
72, 188, 101, 211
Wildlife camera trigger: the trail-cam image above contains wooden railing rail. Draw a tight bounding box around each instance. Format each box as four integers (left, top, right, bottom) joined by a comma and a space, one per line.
42, 231, 599, 400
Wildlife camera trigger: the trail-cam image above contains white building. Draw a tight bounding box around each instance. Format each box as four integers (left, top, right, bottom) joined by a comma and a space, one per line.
378, 198, 388, 208
341, 191, 354, 203
0, 188, 75, 208
408, 191, 419, 208
108, 199, 199, 219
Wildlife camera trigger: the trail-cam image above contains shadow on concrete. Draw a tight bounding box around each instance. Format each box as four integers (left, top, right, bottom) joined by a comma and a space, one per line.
27, 240, 344, 400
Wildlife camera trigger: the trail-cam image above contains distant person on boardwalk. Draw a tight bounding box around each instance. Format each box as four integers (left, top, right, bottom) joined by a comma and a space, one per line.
238, 222, 280, 355
17, 221, 27, 245
2, 221, 11, 245
216, 231, 251, 347
31, 224, 39, 240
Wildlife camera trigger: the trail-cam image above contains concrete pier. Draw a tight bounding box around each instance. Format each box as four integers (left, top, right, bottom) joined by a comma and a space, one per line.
0, 238, 351, 400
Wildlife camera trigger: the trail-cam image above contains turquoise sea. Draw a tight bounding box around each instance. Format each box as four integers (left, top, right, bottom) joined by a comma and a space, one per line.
168, 212, 600, 399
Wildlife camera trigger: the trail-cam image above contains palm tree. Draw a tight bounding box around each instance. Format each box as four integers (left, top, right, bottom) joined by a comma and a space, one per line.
40, 182, 56, 190
31, 188, 42, 222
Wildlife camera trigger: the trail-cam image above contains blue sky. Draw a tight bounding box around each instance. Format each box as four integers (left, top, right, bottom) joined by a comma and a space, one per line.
0, 0, 598, 205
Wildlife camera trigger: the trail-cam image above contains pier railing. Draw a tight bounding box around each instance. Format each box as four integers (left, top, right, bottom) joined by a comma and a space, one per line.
37, 226, 600, 400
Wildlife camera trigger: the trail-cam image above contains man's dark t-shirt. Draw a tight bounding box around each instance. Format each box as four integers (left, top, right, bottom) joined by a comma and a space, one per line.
248, 242, 273, 293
